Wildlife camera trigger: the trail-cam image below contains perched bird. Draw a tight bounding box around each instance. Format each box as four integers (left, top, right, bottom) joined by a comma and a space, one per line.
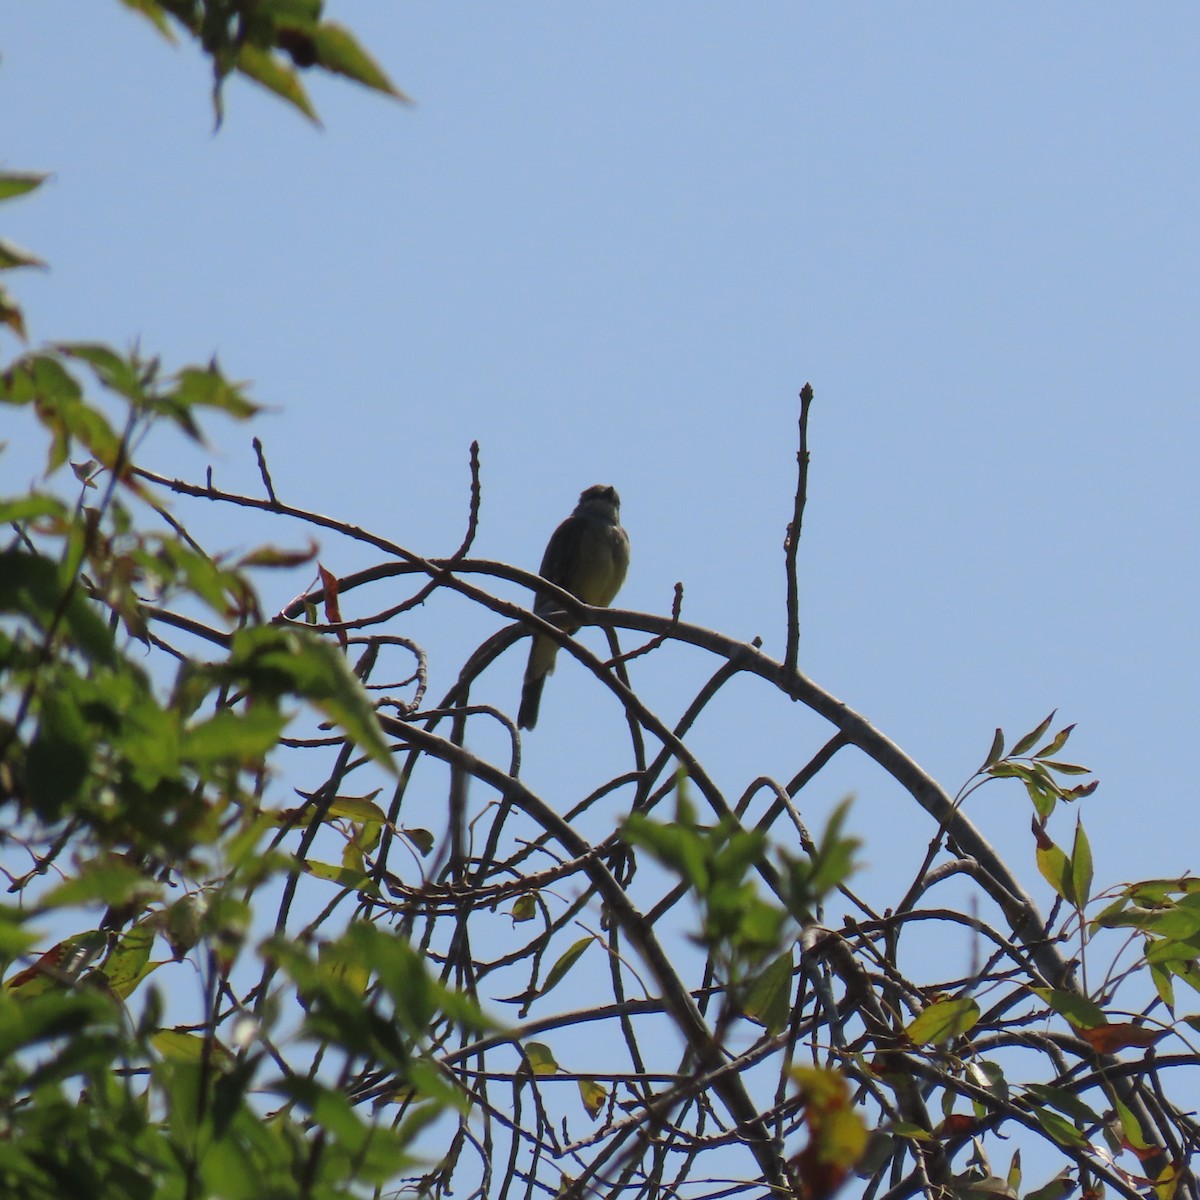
518, 484, 630, 730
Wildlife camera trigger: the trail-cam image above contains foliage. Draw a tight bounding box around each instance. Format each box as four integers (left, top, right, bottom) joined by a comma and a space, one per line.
119, 0, 409, 126
2, 10, 1199, 1200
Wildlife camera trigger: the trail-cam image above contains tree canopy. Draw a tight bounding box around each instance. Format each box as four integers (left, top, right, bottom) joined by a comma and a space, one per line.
1, 7, 1197, 1200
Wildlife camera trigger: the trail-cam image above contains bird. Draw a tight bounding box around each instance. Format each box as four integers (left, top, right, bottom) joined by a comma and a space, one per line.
518, 484, 630, 730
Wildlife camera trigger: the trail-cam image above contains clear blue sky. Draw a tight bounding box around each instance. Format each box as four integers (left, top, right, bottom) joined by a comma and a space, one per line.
5, 4, 1198, 955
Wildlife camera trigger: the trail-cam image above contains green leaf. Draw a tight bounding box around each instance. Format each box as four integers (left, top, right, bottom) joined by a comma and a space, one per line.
1149, 960, 1175, 1009
0, 549, 116, 664
1029, 1106, 1086, 1148
1038, 760, 1091, 776
1035, 838, 1072, 904
0, 286, 27, 340
0, 986, 118, 1062
741, 950, 793, 1036
965, 1059, 1008, 1105
1023, 1084, 1100, 1126
511, 894, 537, 923
235, 44, 318, 122
524, 1041, 558, 1076
1111, 1093, 1153, 1151
622, 810, 710, 891
981, 727, 1005, 770
1023, 1170, 1075, 1200
26, 685, 93, 821
168, 363, 259, 421
310, 23, 409, 99
228, 627, 396, 774
182, 706, 288, 764
1012, 711, 1056, 757
43, 857, 159, 910
402, 827, 434, 856
541, 937, 592, 996
905, 996, 980, 1045
0, 493, 68, 523
807, 796, 859, 897
152, 1028, 230, 1065
0, 172, 48, 203
1030, 987, 1107, 1030
0, 239, 47, 271
117, 0, 177, 39
103, 921, 158, 999
1070, 818, 1093, 910
57, 342, 146, 404
578, 1077, 607, 1119
326, 794, 387, 824
303, 860, 372, 892
1032, 723, 1075, 759
1006, 1148, 1022, 1195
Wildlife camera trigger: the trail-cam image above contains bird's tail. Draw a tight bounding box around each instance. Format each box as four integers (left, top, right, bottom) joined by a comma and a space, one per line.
518, 674, 545, 730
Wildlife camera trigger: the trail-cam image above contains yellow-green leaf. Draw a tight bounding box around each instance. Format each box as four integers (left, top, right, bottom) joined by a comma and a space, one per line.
524, 1041, 558, 1076
578, 1078, 607, 1119
1012, 711, 1056, 757
905, 996, 980, 1046
1036, 839, 1072, 904
541, 937, 592, 995
1030, 986, 1107, 1030
326, 793, 386, 824
742, 950, 793, 1036
1070, 818, 1092, 909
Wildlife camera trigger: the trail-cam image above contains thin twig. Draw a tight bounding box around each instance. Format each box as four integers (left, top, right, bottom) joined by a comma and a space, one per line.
784, 381, 813, 677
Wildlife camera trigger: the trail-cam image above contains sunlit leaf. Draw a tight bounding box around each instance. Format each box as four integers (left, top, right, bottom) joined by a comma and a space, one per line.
1029, 1106, 1086, 1148
103, 921, 159, 998
235, 43, 318, 122
303, 860, 373, 892
326, 794, 386, 824
1035, 837, 1073, 904
1070, 818, 1093, 910
1012, 711, 1056, 757
152, 1028, 233, 1067
1024, 1169, 1075, 1200
524, 1041, 558, 1076
578, 1078, 607, 1119
310, 23, 409, 99
1032, 724, 1075, 759
1030, 987, 1108, 1030
0, 171, 48, 202
905, 996, 980, 1046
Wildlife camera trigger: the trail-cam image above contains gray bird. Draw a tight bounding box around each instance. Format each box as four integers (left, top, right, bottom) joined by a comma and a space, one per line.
518, 484, 630, 730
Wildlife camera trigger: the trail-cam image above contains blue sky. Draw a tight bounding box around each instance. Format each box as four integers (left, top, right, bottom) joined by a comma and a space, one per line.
5, 1, 1199, 994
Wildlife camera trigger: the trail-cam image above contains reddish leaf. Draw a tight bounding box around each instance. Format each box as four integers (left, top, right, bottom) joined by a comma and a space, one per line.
789, 1139, 851, 1200
1030, 817, 1052, 850
319, 563, 347, 646
938, 1113, 977, 1138
1080, 1022, 1167, 1054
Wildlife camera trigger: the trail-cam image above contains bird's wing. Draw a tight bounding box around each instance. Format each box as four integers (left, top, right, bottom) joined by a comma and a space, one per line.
535, 514, 588, 613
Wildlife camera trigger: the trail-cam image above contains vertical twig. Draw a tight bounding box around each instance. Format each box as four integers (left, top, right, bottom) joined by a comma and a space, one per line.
784, 382, 814, 677
252, 436, 278, 506
447, 441, 482, 562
